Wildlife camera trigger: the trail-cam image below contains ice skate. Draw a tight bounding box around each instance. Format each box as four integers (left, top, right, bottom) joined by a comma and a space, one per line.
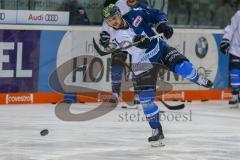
196, 76, 213, 88
148, 126, 165, 147
126, 95, 142, 109
109, 93, 119, 104
229, 94, 239, 108
121, 94, 142, 109
133, 97, 142, 110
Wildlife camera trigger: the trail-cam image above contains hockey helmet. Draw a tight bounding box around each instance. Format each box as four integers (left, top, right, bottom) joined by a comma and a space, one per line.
103, 4, 121, 20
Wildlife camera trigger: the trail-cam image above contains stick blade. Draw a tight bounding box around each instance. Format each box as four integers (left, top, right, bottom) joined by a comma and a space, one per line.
159, 99, 185, 110
92, 38, 110, 56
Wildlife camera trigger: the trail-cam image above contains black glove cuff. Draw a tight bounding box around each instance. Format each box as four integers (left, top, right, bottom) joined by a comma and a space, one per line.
155, 21, 167, 33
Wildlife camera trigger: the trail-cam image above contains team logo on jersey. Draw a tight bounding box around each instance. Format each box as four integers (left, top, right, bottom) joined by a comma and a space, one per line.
195, 37, 208, 59
133, 16, 143, 27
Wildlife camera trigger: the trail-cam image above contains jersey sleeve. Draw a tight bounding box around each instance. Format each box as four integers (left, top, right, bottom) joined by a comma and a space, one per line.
111, 30, 135, 54
140, 8, 168, 26
223, 11, 240, 41
111, 30, 132, 46
102, 21, 111, 32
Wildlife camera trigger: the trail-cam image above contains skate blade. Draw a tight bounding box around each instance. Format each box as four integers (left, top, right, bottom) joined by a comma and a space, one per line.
230, 105, 239, 109
122, 104, 142, 110
150, 140, 165, 147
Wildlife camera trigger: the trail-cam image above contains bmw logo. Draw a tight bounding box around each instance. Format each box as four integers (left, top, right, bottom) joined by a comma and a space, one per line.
195, 37, 208, 59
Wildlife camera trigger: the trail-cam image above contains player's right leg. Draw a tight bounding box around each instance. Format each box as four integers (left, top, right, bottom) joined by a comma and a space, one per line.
110, 52, 127, 103
229, 54, 240, 107
135, 67, 164, 147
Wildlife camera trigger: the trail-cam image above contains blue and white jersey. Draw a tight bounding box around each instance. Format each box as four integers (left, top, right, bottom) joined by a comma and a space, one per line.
102, 0, 150, 32
110, 9, 168, 75
223, 10, 240, 57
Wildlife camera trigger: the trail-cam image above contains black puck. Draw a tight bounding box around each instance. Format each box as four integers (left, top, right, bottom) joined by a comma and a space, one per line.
40, 129, 49, 136
121, 106, 127, 108
79, 101, 85, 104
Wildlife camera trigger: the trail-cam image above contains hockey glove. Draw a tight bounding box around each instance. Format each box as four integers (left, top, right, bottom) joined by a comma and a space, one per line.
220, 38, 230, 54
100, 31, 110, 48
156, 23, 173, 39
133, 35, 151, 49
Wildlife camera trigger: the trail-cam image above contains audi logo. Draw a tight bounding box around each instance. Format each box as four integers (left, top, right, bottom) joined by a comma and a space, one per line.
45, 14, 58, 22
0, 13, 5, 20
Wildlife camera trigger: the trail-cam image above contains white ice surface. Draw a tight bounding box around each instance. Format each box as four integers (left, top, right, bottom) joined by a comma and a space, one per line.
0, 101, 239, 160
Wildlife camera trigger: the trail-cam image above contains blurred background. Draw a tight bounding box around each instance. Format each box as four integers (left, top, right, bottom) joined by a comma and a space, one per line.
0, 0, 235, 103
0, 0, 238, 28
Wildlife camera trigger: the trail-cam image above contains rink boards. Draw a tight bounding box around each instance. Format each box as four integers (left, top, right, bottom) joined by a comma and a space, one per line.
0, 25, 232, 104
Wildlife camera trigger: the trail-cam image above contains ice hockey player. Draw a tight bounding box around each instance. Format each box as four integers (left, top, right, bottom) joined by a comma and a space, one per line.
99, 0, 151, 107
102, 4, 213, 146
220, 10, 240, 108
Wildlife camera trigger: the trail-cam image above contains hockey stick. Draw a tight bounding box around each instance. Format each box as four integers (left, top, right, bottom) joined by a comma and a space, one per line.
93, 33, 165, 56
158, 98, 185, 110
120, 59, 185, 110
94, 33, 185, 110
121, 60, 186, 110
93, 38, 110, 56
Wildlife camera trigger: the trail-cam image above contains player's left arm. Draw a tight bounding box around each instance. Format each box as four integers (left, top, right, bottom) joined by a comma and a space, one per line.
223, 11, 239, 41
140, 8, 167, 24
220, 11, 240, 54
140, 9, 173, 39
